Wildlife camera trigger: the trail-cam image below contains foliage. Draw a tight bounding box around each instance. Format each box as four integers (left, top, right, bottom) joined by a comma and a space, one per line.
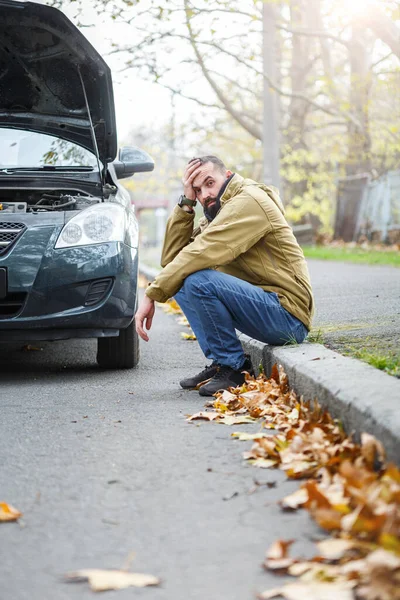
48, 0, 400, 230
185, 364, 400, 598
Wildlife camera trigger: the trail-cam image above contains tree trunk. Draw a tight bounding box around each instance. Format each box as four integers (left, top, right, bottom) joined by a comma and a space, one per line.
286, 0, 312, 150
345, 21, 373, 176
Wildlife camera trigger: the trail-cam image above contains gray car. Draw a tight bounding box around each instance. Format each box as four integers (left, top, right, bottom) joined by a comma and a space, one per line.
0, 0, 154, 368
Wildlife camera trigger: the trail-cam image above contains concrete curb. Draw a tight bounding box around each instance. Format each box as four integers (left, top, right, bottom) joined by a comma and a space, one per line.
140, 263, 400, 463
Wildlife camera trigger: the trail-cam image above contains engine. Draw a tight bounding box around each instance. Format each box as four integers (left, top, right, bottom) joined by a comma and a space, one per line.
0, 189, 101, 213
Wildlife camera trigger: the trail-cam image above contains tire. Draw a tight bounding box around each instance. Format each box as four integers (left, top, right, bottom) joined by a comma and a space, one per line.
96, 321, 139, 369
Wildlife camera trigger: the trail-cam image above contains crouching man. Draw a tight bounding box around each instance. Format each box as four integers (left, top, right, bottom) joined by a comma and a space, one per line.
135, 155, 314, 396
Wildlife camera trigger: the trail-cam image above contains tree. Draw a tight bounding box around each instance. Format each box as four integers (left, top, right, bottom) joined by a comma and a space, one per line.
49, 0, 400, 231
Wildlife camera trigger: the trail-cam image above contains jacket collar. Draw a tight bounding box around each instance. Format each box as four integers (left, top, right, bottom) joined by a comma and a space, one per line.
220, 173, 244, 205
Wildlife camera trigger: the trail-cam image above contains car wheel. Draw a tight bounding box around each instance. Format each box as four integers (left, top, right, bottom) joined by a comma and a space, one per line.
96, 321, 139, 369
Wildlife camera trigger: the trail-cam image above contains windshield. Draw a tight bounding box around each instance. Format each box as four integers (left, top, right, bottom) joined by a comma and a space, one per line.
0, 128, 99, 169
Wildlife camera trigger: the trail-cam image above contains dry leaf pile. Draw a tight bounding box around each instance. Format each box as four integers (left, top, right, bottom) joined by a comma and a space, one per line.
187, 364, 400, 599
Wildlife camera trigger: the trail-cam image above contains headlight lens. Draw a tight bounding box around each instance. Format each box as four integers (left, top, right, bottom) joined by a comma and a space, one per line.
55, 203, 126, 249
83, 214, 114, 241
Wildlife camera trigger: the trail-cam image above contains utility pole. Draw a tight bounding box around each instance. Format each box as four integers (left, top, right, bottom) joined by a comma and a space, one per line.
262, 2, 281, 191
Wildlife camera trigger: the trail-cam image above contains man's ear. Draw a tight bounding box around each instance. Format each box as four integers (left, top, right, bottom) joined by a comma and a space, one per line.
226, 170, 233, 178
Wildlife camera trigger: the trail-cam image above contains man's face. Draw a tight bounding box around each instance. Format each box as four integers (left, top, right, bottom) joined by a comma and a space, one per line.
192, 162, 232, 211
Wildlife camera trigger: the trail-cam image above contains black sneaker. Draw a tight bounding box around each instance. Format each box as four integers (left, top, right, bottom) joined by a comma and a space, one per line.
179, 362, 219, 389
198, 357, 254, 397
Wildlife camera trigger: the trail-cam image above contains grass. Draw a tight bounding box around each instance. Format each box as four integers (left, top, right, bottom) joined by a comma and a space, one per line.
346, 347, 400, 378
307, 328, 400, 378
303, 245, 400, 267
307, 328, 324, 344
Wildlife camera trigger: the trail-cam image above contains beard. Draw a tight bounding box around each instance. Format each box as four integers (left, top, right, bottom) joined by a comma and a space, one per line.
204, 197, 219, 220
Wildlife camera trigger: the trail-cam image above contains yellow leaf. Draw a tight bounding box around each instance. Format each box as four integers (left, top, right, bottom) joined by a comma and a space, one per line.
379, 533, 400, 554
0, 502, 22, 522
180, 332, 197, 340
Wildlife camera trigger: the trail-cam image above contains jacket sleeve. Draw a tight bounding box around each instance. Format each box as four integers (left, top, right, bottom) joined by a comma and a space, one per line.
160, 205, 195, 268
146, 194, 271, 302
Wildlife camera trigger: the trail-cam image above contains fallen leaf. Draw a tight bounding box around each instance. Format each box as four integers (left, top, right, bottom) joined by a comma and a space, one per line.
0, 502, 22, 522
258, 581, 355, 600
64, 569, 160, 592
315, 538, 355, 561
361, 433, 386, 469
313, 508, 343, 531
246, 457, 277, 469
186, 411, 220, 422
266, 539, 295, 560
217, 415, 256, 426
180, 332, 197, 340
279, 488, 308, 510
231, 432, 268, 441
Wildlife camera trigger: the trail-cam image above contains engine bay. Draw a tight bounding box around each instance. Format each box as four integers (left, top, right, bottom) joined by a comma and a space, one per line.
0, 189, 102, 213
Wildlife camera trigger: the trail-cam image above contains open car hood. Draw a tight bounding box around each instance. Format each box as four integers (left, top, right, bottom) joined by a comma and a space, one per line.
0, 0, 117, 163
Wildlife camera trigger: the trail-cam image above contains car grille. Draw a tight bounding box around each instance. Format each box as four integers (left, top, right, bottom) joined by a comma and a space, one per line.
0, 222, 26, 255
0, 292, 27, 319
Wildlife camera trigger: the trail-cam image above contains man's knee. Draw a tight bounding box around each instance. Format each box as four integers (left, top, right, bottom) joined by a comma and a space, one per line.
183, 269, 215, 294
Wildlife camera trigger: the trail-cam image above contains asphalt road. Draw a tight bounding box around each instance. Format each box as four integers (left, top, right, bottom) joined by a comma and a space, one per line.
307, 259, 400, 361
2, 259, 398, 600
0, 298, 318, 600
309, 259, 400, 332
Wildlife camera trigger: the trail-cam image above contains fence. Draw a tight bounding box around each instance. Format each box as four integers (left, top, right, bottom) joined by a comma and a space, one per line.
334, 170, 400, 243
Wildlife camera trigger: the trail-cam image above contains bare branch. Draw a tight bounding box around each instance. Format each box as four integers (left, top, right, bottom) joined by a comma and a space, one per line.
371, 51, 395, 69
277, 25, 350, 48
161, 5, 260, 20
153, 82, 223, 111
188, 37, 361, 128
183, 0, 262, 140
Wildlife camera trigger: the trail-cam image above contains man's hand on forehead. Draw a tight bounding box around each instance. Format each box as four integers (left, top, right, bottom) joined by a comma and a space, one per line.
182, 158, 205, 201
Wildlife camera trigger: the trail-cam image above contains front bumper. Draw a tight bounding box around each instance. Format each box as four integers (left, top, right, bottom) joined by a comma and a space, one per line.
0, 225, 138, 341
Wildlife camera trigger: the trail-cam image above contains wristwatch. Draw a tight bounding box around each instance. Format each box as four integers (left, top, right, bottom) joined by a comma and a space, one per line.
178, 195, 197, 209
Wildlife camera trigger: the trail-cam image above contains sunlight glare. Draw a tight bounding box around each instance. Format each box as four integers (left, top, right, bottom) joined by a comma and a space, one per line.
346, 0, 373, 16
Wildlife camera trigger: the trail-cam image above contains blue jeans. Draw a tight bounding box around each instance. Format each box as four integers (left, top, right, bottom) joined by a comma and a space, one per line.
174, 269, 308, 370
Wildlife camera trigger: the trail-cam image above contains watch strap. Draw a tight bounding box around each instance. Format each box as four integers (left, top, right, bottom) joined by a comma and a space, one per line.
178, 195, 197, 208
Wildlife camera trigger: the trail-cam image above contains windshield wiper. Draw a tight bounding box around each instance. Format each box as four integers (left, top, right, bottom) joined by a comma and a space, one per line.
0, 166, 95, 174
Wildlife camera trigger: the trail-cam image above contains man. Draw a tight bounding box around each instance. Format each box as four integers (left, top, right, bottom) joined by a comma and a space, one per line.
135, 156, 313, 396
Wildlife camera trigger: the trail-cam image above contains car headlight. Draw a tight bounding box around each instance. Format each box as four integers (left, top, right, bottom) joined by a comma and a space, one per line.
55, 203, 126, 249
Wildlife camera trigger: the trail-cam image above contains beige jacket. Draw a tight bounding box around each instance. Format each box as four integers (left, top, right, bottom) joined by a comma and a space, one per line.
146, 174, 314, 329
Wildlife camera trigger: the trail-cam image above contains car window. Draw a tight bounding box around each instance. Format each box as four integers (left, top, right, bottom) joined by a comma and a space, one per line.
0, 128, 99, 168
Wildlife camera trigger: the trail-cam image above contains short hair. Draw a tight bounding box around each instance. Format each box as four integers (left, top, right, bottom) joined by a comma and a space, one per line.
197, 155, 227, 173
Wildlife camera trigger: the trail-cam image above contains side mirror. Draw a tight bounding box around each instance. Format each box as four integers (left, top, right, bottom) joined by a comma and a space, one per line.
113, 146, 155, 179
